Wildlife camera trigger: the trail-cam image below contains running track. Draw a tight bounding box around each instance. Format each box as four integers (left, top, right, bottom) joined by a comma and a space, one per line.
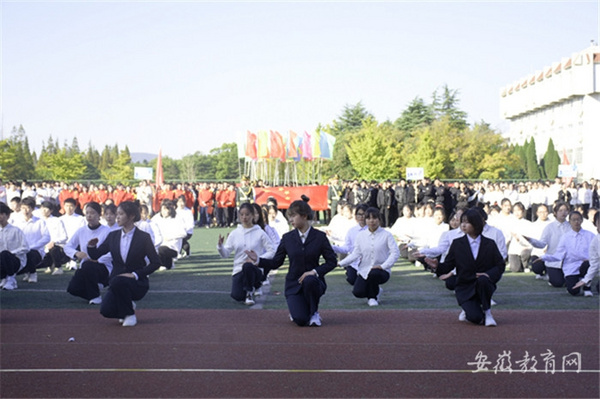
1, 309, 598, 398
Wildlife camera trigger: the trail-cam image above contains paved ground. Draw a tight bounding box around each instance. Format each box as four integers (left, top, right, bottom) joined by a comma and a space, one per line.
1, 308, 598, 398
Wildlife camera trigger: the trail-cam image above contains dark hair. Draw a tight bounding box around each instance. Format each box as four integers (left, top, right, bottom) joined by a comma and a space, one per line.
461, 209, 484, 236
594, 211, 600, 226
512, 202, 526, 213
0, 202, 12, 215
287, 200, 313, 220
250, 203, 266, 229
365, 207, 381, 220
119, 201, 141, 223
553, 201, 569, 215
569, 211, 583, 221
537, 204, 549, 213
40, 201, 55, 211
63, 198, 77, 206
355, 203, 369, 214
21, 197, 36, 209
84, 201, 102, 215
103, 203, 117, 215
160, 200, 177, 218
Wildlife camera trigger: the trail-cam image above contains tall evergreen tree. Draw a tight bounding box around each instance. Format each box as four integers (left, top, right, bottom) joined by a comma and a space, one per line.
394, 97, 435, 133
526, 137, 541, 180
542, 138, 560, 180
431, 85, 468, 130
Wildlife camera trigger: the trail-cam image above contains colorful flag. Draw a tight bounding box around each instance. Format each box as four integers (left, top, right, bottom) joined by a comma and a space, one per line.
257, 130, 270, 159
300, 131, 312, 160
287, 130, 300, 160
155, 148, 164, 187
312, 131, 322, 159
320, 132, 336, 160
245, 131, 257, 160
270, 130, 286, 161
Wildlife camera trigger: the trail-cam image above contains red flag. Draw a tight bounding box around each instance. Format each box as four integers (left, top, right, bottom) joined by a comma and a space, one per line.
245, 131, 257, 160
156, 148, 164, 186
562, 149, 569, 165
270, 130, 286, 161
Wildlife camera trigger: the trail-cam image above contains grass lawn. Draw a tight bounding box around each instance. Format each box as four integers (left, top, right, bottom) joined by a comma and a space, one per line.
1, 225, 598, 311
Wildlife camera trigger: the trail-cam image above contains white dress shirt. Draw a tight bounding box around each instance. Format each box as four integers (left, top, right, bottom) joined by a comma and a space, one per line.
218, 224, 275, 275
332, 224, 368, 270
467, 234, 481, 259
12, 215, 50, 256
541, 229, 595, 276
0, 223, 29, 269
63, 224, 113, 273
42, 216, 68, 246
59, 213, 86, 240
581, 233, 599, 284
528, 220, 571, 269
339, 226, 400, 279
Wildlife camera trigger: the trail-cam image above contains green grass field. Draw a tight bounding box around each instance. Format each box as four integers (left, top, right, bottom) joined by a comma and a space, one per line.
1, 226, 598, 311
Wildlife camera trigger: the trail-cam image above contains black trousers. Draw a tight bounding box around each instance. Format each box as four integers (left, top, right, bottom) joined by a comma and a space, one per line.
181, 234, 193, 256
230, 263, 264, 301
158, 246, 178, 269
39, 246, 70, 269
100, 275, 149, 319
345, 267, 357, 286
566, 261, 591, 296
0, 250, 21, 278
16, 250, 42, 274
287, 276, 326, 326
353, 269, 389, 299
460, 276, 496, 325
67, 261, 109, 300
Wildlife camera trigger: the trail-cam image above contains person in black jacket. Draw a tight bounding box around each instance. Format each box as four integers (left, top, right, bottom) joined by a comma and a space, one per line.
87, 201, 161, 327
246, 200, 337, 327
428, 208, 504, 327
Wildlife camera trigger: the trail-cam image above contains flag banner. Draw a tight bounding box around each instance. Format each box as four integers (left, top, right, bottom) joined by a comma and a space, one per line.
254, 185, 329, 211
269, 130, 286, 161
287, 130, 300, 160
257, 130, 270, 159
320, 132, 336, 160
312, 131, 322, 159
245, 131, 258, 160
300, 131, 313, 160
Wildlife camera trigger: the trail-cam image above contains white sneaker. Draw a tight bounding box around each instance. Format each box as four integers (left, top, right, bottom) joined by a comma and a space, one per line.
122, 314, 137, 327
2, 276, 17, 290
22, 273, 30, 282
262, 279, 270, 286
367, 298, 379, 307
377, 287, 383, 302
0, 278, 5, 289
245, 293, 255, 305
158, 266, 168, 272
491, 299, 497, 306
89, 296, 102, 305
27, 273, 38, 283
44, 267, 53, 274
458, 310, 467, 322
584, 290, 593, 297
254, 288, 263, 296
535, 274, 549, 281
309, 312, 322, 326
484, 310, 497, 327
67, 261, 78, 270
51, 267, 64, 275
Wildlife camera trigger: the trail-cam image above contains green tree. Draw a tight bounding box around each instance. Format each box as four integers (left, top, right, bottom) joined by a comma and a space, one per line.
101, 145, 133, 183
43, 149, 87, 181
394, 97, 435, 133
526, 137, 541, 180
542, 138, 560, 179
432, 85, 468, 130
0, 126, 36, 180
211, 143, 239, 180
346, 119, 403, 180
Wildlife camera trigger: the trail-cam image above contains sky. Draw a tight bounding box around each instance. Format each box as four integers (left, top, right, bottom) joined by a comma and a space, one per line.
2, 0, 599, 159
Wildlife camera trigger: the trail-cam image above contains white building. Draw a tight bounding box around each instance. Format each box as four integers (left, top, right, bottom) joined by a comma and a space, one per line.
499, 45, 599, 179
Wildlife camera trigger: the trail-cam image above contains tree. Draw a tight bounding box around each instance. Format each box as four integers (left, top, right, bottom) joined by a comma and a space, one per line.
431, 85, 468, 130
101, 145, 133, 183
0, 126, 36, 180
542, 138, 560, 179
526, 137, 541, 180
394, 97, 435, 133
211, 143, 239, 180
43, 149, 87, 181
346, 119, 403, 180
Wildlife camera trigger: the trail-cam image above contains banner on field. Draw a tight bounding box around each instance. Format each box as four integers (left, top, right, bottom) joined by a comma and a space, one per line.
254, 185, 329, 211
558, 164, 577, 178
406, 167, 424, 181
134, 167, 153, 180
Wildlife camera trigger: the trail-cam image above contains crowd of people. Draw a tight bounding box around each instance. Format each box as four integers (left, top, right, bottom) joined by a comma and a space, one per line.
1, 176, 598, 328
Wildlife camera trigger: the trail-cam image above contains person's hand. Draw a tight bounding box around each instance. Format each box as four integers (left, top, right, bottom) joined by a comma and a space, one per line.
412, 251, 423, 258
424, 257, 438, 271
74, 251, 89, 261
244, 250, 257, 263
476, 272, 490, 279
88, 238, 99, 247
119, 273, 136, 279
218, 234, 225, 246
439, 272, 453, 280
572, 280, 586, 290
298, 270, 317, 284
45, 242, 55, 251
531, 257, 543, 264
372, 265, 383, 270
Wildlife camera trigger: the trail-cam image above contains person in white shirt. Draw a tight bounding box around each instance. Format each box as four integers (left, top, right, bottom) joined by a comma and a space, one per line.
332, 203, 368, 286
59, 198, 86, 270
151, 200, 187, 270
65, 202, 113, 304
101, 204, 120, 232
218, 203, 275, 305
338, 207, 400, 307
507, 202, 533, 273
527, 202, 571, 287
0, 202, 29, 290
534, 211, 595, 296
136, 204, 161, 250
37, 201, 69, 275
573, 212, 599, 294
267, 204, 289, 241
175, 195, 195, 258
12, 197, 50, 284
